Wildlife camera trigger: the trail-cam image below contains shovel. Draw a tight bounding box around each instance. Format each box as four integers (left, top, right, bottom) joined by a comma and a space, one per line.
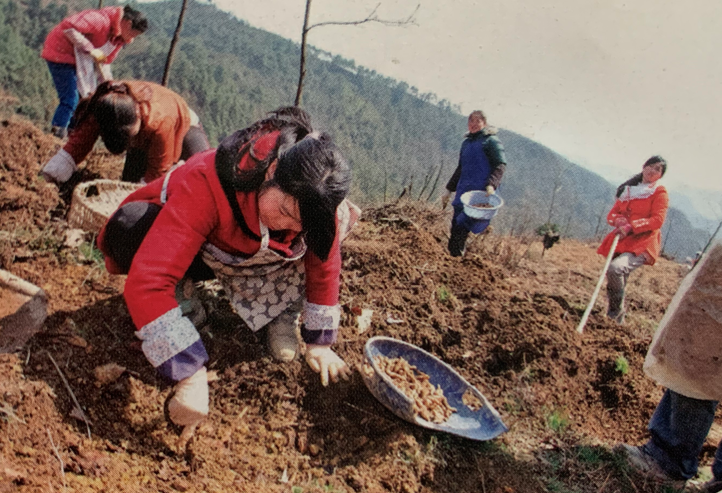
576, 235, 620, 334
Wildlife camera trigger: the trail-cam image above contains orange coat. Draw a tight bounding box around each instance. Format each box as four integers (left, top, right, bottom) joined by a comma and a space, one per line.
63, 81, 191, 182
597, 185, 668, 265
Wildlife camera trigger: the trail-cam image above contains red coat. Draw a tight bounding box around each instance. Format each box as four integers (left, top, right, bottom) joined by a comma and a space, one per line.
64, 81, 191, 183
41, 7, 126, 66
597, 185, 669, 265
97, 140, 341, 331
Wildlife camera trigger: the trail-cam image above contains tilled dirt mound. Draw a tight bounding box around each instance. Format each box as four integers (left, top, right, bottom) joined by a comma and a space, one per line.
0, 116, 703, 493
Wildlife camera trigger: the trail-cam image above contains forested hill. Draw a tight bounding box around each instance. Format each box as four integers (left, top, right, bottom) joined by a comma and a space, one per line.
0, 0, 708, 259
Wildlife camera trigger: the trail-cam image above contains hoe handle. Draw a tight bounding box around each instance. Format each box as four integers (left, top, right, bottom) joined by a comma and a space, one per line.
576, 235, 620, 334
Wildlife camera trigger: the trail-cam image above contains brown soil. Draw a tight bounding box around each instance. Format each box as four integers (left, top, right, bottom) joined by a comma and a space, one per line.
0, 116, 711, 493
0, 287, 28, 318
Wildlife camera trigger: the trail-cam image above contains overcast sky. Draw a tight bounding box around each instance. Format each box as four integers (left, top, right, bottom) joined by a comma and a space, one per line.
204, 0, 720, 195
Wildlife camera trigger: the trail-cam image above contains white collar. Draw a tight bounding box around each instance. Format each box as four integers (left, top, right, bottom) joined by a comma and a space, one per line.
619, 182, 659, 202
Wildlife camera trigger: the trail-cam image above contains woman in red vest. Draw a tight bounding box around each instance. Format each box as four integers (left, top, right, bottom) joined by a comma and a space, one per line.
597, 156, 669, 324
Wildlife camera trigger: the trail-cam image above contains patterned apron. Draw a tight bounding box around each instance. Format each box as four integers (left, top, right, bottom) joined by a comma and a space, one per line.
200, 223, 307, 332
160, 167, 359, 333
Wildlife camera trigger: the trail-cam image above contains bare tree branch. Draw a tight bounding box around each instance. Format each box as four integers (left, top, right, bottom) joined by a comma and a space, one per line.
295, 1, 419, 106
162, 0, 189, 87
307, 3, 420, 31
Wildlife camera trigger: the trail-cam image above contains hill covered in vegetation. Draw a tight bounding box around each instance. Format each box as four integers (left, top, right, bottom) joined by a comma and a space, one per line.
0, 0, 709, 259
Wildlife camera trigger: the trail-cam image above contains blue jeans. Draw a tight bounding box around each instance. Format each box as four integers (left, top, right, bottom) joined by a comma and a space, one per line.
46, 61, 79, 129
645, 389, 722, 480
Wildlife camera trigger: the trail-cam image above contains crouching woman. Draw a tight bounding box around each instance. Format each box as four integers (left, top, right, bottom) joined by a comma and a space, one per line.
96, 107, 358, 428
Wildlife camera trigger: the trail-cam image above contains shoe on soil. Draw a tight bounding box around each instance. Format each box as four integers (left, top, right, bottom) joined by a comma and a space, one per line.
614, 443, 686, 489
607, 308, 626, 325
687, 479, 722, 493
266, 309, 300, 362
51, 125, 67, 139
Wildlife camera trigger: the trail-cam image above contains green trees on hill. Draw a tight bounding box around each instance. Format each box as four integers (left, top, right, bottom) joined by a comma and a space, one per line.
0, 0, 710, 259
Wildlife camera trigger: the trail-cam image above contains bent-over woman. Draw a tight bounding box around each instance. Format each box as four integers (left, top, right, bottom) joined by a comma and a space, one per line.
597, 155, 669, 324
41, 80, 210, 185
96, 107, 358, 430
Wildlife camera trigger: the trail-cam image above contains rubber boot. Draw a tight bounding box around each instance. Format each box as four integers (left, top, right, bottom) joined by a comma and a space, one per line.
175, 278, 207, 329
606, 286, 626, 325
51, 126, 68, 139
266, 306, 301, 362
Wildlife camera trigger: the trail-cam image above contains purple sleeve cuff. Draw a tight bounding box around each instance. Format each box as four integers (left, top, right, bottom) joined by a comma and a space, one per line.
156, 339, 208, 381
300, 324, 337, 345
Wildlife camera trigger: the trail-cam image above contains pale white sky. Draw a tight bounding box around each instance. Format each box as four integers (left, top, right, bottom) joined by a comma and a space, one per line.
189, 1, 722, 194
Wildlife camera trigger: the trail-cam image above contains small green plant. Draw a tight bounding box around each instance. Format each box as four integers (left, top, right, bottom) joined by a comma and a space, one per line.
78, 241, 105, 268
536, 222, 559, 236
575, 445, 604, 466
437, 285, 451, 303
615, 355, 630, 376
546, 409, 570, 434
291, 487, 303, 493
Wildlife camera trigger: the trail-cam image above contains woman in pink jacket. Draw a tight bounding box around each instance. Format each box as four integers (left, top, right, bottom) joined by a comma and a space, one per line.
41, 5, 147, 138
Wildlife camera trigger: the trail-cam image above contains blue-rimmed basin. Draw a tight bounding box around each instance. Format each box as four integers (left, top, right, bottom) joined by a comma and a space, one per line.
361, 336, 507, 441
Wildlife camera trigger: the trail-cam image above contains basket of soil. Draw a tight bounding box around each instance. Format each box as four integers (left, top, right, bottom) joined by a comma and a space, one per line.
460, 190, 504, 220
360, 336, 507, 440
68, 179, 143, 234
0, 269, 48, 353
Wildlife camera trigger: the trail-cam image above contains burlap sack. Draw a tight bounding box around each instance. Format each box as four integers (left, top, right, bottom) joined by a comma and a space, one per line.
644, 241, 722, 401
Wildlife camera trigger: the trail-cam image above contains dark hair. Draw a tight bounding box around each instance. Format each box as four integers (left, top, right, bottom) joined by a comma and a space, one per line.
469, 110, 487, 124
83, 81, 139, 154
274, 134, 351, 261
216, 106, 313, 193
123, 5, 148, 33
615, 155, 667, 198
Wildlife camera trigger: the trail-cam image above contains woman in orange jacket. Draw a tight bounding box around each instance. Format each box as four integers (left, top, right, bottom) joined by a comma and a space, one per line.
597, 156, 669, 324
40, 80, 210, 184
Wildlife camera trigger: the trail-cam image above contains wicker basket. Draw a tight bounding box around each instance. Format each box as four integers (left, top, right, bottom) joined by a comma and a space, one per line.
68, 179, 143, 234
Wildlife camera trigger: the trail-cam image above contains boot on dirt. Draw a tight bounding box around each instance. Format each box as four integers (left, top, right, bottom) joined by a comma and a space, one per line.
175, 278, 207, 329
606, 287, 626, 324
614, 443, 686, 489
51, 125, 67, 139
266, 307, 301, 362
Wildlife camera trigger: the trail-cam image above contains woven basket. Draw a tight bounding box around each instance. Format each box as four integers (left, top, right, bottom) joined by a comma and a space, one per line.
68, 179, 143, 234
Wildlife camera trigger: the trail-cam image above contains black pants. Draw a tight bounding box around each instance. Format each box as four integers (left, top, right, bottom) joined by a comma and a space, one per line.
122, 125, 211, 182
102, 201, 214, 281
448, 222, 470, 257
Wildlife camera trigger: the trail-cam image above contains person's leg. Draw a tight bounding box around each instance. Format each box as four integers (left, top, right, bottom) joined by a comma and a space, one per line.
102, 202, 161, 273
46, 61, 79, 135
645, 389, 718, 480
122, 148, 148, 183
448, 208, 470, 257
605, 252, 645, 323
180, 126, 211, 161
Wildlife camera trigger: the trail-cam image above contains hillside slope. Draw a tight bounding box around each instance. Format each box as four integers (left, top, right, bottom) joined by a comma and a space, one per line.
0, 116, 710, 493
0, 0, 711, 259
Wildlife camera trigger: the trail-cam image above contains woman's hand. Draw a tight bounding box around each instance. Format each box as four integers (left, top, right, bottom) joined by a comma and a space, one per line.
612, 216, 629, 228
89, 48, 107, 63
615, 224, 633, 239
304, 345, 351, 386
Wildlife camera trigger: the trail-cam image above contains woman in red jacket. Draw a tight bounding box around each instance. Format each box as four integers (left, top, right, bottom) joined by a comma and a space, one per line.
41, 5, 148, 139
40, 80, 210, 184
597, 156, 669, 324
97, 107, 357, 430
